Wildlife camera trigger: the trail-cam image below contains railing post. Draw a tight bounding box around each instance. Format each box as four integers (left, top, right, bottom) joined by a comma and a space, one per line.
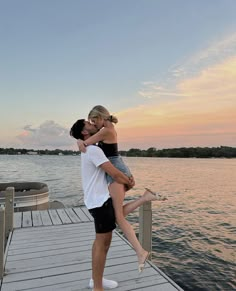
139, 201, 152, 259
0, 207, 5, 279
5, 187, 14, 241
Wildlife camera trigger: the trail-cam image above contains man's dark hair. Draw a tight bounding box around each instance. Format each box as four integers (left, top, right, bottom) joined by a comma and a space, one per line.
70, 119, 85, 140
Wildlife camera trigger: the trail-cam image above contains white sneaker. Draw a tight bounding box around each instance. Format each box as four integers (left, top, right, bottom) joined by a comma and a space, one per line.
89, 278, 118, 289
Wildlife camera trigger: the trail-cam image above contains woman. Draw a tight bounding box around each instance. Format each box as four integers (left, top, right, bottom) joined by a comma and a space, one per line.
77, 105, 167, 273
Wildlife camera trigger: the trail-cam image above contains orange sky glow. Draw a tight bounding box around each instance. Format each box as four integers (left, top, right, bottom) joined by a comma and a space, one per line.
116, 57, 236, 149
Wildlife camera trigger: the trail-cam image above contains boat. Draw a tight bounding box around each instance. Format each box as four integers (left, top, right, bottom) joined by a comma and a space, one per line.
0, 182, 49, 212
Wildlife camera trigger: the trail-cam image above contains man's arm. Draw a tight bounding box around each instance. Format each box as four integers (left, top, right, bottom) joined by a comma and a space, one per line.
86, 145, 134, 189
100, 161, 134, 189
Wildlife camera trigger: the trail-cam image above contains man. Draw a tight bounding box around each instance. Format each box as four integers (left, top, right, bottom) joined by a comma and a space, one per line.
70, 119, 158, 291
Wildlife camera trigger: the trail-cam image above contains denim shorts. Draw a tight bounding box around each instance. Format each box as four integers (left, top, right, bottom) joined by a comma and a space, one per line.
106, 155, 132, 184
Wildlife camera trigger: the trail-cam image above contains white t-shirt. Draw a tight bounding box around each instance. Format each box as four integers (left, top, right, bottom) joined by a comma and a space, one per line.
81, 145, 110, 209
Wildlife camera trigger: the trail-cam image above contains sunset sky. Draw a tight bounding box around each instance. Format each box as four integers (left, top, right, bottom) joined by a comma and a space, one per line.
1, 0, 236, 150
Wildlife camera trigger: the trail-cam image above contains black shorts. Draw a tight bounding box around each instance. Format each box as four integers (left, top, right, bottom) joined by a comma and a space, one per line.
89, 198, 116, 233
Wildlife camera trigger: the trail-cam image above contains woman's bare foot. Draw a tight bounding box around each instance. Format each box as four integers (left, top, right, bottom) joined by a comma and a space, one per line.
143, 188, 158, 202
138, 250, 150, 273
143, 188, 168, 202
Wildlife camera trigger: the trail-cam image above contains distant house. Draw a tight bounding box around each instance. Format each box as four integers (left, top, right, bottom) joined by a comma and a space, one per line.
27, 151, 38, 155
58, 152, 64, 156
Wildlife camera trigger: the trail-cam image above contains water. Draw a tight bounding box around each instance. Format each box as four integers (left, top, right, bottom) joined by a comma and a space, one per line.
0, 155, 235, 290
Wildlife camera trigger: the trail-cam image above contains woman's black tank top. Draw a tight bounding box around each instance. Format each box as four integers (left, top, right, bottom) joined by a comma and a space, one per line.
98, 141, 119, 157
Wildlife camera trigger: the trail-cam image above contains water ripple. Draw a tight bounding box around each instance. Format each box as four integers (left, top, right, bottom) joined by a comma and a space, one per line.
1, 155, 236, 291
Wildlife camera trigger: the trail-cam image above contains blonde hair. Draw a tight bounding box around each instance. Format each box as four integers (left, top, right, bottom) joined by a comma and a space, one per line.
88, 105, 118, 124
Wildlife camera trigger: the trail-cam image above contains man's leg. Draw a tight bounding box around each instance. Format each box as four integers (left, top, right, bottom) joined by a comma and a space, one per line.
92, 231, 112, 291
89, 198, 117, 290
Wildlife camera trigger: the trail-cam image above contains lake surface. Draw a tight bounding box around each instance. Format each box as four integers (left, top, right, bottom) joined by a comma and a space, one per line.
0, 155, 235, 291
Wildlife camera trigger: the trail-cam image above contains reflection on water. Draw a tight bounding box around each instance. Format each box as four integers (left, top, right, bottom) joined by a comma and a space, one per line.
0, 155, 84, 206
0, 155, 235, 291
125, 157, 236, 291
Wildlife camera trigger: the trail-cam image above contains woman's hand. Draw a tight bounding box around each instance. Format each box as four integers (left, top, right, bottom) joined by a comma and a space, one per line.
77, 139, 87, 153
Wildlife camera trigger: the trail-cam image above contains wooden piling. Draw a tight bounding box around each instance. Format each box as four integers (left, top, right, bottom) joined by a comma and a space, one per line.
0, 207, 5, 279
139, 201, 152, 259
5, 187, 14, 241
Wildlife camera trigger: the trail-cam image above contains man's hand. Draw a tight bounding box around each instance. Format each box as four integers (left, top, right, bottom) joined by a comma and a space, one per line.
77, 139, 87, 153
126, 175, 135, 191
100, 162, 135, 189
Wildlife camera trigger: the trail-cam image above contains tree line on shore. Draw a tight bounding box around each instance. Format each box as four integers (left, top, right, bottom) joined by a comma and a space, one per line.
0, 148, 77, 156
0, 146, 236, 158
119, 146, 236, 158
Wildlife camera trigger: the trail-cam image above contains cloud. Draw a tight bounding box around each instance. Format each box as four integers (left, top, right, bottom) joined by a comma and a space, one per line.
188, 33, 236, 65
17, 120, 73, 149
138, 32, 236, 101
12, 33, 236, 150
168, 32, 236, 81
177, 56, 236, 109
138, 85, 189, 99
23, 125, 36, 132
116, 37, 236, 149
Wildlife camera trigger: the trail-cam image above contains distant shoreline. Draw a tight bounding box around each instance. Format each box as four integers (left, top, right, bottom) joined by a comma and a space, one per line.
1, 146, 236, 158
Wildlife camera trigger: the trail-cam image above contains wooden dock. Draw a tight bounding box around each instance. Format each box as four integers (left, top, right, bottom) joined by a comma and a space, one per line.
1, 207, 183, 291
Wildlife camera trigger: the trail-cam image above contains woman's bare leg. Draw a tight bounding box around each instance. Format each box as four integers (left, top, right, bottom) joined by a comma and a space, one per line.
109, 182, 148, 265
123, 188, 159, 217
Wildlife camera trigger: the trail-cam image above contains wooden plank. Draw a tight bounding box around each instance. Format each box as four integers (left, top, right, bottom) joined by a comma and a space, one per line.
64, 208, 81, 223
73, 207, 91, 222
7, 241, 124, 262
134, 283, 180, 291
9, 237, 120, 261
8, 232, 96, 251
22, 211, 32, 227
3, 257, 142, 283
28, 277, 96, 291
6, 225, 138, 269
8, 238, 92, 256
48, 209, 62, 225
10, 229, 95, 246
2, 262, 159, 290
8, 230, 122, 252
18, 267, 165, 291
32, 210, 43, 227
81, 206, 93, 220
6, 238, 125, 261
6, 247, 134, 271
13, 212, 22, 228
1, 269, 92, 290
12, 221, 93, 236
9, 227, 121, 251
56, 273, 166, 291
56, 209, 72, 224
2, 209, 182, 291
10, 223, 95, 243
40, 210, 52, 226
